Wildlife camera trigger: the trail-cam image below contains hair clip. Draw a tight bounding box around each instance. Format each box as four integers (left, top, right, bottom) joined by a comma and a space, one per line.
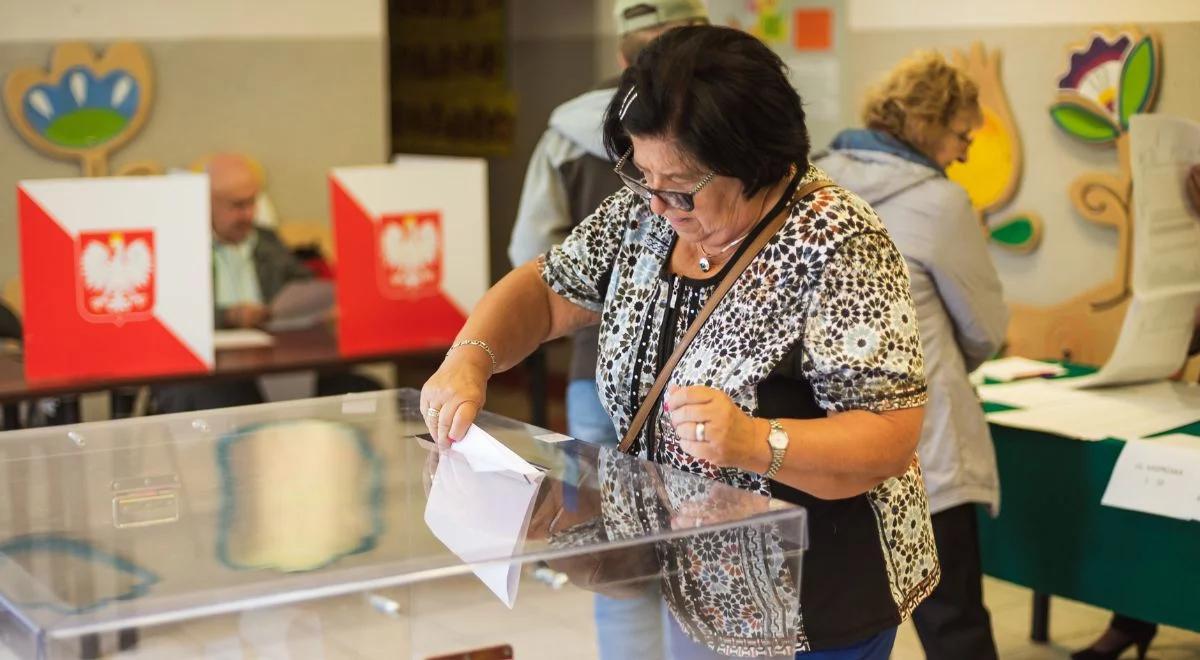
619, 86, 639, 120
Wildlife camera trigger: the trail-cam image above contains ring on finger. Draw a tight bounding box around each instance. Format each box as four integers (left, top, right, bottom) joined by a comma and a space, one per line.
426, 407, 440, 418
695, 422, 707, 443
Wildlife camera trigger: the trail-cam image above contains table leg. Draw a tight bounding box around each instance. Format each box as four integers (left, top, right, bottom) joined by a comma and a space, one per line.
1031, 591, 1051, 642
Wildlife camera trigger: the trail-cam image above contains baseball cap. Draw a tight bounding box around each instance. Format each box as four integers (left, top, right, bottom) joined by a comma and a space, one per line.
614, 0, 709, 36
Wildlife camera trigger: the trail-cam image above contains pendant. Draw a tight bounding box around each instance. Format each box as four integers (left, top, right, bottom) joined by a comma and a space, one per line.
698, 256, 711, 273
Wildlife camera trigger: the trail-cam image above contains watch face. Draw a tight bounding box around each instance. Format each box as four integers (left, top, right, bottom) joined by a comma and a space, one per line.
767, 428, 789, 450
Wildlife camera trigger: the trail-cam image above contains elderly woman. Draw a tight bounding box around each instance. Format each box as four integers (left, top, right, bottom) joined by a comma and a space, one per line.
815, 52, 1009, 660
423, 26, 936, 659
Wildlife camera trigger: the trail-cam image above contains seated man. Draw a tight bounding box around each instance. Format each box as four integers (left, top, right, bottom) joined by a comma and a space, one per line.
153, 154, 376, 414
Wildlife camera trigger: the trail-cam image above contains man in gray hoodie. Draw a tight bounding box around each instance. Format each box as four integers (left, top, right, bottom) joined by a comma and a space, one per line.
507, 3, 707, 658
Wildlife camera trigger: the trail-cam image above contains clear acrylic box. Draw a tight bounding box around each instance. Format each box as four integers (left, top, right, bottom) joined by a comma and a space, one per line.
0, 389, 807, 659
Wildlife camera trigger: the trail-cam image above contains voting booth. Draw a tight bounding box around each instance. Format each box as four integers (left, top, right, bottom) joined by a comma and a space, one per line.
330, 156, 490, 358
16, 174, 214, 382
0, 390, 808, 659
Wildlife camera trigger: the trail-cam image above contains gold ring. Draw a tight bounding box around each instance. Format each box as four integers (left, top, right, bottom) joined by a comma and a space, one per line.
426, 407, 440, 418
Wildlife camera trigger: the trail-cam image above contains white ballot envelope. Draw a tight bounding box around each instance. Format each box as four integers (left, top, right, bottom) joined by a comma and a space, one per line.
423, 426, 544, 608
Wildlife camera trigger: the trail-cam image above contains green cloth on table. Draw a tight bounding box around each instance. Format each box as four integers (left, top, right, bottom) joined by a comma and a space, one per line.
977, 362, 1200, 632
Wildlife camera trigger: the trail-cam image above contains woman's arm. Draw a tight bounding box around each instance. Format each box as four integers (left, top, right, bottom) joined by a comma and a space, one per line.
747, 408, 923, 499
666, 387, 923, 500
421, 260, 598, 444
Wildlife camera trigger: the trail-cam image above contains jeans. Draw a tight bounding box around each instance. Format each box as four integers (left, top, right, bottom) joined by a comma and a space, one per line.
567, 379, 668, 660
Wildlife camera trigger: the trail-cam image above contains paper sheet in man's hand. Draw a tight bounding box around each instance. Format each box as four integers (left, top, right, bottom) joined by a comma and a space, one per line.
424, 425, 544, 608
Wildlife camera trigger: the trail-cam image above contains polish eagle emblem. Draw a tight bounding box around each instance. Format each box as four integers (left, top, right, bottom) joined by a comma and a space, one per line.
77, 230, 155, 322
377, 212, 441, 297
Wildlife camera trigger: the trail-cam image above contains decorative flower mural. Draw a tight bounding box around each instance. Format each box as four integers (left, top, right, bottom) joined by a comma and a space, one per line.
1050, 31, 1160, 143
4, 42, 155, 176
1005, 28, 1162, 365
946, 43, 1044, 254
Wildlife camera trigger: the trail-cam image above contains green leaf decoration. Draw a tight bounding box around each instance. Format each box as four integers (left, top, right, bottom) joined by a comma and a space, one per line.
1049, 102, 1120, 143
990, 216, 1036, 249
1118, 36, 1157, 129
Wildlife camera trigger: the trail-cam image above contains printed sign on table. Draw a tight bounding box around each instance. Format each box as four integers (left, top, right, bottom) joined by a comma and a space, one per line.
18, 174, 213, 382
330, 157, 488, 357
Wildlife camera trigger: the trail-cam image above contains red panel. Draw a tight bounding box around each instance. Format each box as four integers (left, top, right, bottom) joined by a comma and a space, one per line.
330, 177, 467, 358
18, 188, 209, 383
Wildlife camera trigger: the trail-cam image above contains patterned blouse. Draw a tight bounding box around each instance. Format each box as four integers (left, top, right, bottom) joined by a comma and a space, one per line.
540, 164, 939, 654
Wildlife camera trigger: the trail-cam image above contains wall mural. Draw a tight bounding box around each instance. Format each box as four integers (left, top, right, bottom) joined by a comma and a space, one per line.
1006, 27, 1162, 364
3, 42, 162, 177
946, 43, 1043, 254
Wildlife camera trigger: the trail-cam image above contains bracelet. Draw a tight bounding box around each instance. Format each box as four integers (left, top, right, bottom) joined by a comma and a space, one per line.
448, 339, 498, 374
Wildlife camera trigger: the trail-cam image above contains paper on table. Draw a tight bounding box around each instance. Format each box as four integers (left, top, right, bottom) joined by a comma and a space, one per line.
424, 425, 545, 608
1065, 290, 1200, 388
265, 280, 335, 332
977, 380, 1087, 409
984, 381, 1200, 441
1101, 436, 1200, 521
972, 357, 1066, 383
213, 329, 274, 350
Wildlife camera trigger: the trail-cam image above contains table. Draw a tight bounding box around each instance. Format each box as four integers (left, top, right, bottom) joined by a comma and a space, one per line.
0, 327, 441, 404
978, 377, 1200, 637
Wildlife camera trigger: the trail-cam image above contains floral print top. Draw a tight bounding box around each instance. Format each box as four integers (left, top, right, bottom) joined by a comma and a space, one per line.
540, 164, 939, 653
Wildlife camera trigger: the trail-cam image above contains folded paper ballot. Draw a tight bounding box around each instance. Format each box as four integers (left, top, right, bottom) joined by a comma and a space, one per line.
424, 425, 544, 608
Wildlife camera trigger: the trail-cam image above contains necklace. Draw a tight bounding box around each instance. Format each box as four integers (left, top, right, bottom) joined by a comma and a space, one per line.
698, 233, 750, 273
695, 164, 801, 273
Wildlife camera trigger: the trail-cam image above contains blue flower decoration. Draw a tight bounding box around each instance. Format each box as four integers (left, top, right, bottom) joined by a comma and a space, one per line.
21, 67, 140, 149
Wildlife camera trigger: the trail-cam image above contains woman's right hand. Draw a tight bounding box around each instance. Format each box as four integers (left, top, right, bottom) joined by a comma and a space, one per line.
420, 346, 493, 447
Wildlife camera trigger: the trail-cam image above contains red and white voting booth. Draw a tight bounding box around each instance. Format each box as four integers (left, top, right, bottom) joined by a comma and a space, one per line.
329, 157, 489, 357
17, 174, 214, 382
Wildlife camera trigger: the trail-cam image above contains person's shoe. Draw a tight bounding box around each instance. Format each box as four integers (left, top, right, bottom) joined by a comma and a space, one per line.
1070, 623, 1156, 660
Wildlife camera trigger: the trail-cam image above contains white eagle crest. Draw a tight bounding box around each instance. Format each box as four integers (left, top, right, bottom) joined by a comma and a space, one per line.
80, 235, 153, 314
380, 220, 439, 290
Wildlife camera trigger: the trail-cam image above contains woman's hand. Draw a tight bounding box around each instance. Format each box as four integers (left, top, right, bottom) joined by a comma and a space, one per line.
666, 385, 767, 471
420, 346, 493, 447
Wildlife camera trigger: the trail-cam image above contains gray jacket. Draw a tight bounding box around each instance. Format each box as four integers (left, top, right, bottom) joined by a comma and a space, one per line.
509, 86, 621, 382
817, 144, 1009, 514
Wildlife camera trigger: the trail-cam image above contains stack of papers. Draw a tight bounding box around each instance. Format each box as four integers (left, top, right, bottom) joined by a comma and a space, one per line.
213, 329, 274, 350
980, 380, 1200, 441
971, 357, 1066, 384
1101, 434, 1200, 521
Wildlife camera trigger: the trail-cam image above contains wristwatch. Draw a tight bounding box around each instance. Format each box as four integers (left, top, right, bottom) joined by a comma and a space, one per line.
764, 418, 789, 480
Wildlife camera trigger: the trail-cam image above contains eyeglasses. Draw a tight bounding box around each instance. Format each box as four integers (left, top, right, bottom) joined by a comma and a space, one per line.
613, 147, 715, 213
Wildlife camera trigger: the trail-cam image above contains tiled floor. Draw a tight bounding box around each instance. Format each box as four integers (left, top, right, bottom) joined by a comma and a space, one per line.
4, 573, 1197, 659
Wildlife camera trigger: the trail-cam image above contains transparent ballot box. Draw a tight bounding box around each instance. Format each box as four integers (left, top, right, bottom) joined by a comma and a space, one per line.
0, 389, 808, 659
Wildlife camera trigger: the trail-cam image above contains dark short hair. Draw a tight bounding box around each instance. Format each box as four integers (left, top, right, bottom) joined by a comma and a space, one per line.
603, 25, 809, 198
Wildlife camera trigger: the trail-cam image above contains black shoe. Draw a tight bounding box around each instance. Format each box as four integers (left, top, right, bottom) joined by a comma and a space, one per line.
1070, 622, 1156, 660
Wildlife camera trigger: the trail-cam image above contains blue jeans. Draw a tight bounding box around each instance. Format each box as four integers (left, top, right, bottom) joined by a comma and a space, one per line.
568, 379, 668, 660
666, 611, 897, 660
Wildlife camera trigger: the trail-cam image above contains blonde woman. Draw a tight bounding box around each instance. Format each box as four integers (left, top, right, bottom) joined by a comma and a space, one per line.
815, 51, 1008, 660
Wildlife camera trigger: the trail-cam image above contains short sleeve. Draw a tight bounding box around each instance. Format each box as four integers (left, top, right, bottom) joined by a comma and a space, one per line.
801, 231, 928, 413
539, 188, 634, 313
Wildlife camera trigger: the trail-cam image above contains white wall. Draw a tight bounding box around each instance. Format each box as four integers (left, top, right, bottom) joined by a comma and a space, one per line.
0, 0, 384, 41
848, 0, 1200, 30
